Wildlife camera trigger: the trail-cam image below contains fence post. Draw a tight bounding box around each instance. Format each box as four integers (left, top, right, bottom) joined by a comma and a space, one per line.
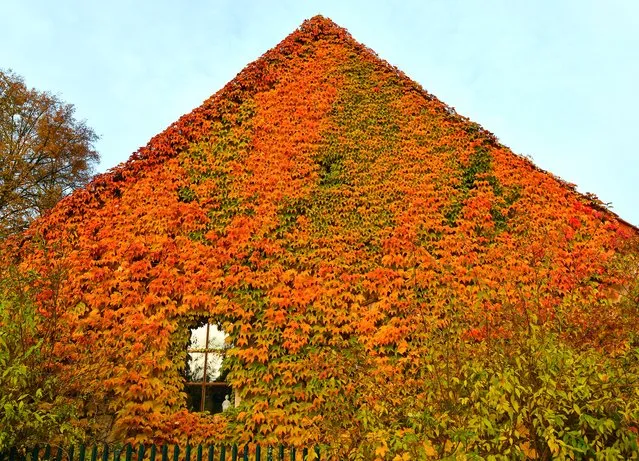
3, 444, 317, 461
101, 444, 109, 461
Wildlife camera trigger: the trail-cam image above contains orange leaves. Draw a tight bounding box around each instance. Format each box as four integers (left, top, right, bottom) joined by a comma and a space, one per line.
282, 321, 311, 354
372, 323, 405, 347
4, 14, 636, 449
264, 307, 287, 325
235, 347, 270, 364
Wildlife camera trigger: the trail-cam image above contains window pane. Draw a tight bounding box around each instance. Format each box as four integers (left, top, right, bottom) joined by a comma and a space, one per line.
205, 352, 224, 382
186, 351, 225, 382
185, 384, 203, 412
189, 324, 208, 350
185, 322, 232, 413
203, 384, 232, 414
189, 323, 226, 350
207, 324, 226, 349
186, 352, 205, 382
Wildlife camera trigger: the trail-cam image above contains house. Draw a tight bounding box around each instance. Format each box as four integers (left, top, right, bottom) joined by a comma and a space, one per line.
10, 15, 637, 452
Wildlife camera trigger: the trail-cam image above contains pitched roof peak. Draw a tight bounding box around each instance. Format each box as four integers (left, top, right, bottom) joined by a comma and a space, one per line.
285, 15, 355, 46
39, 14, 636, 235
300, 15, 345, 33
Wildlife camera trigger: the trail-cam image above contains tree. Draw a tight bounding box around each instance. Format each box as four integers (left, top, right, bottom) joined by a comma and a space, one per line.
0, 69, 99, 237
0, 264, 82, 450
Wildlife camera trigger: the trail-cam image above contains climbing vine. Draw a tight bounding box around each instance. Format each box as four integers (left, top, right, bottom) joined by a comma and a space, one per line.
2, 15, 637, 458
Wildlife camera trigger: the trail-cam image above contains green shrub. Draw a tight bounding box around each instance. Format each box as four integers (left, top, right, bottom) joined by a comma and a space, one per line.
320, 321, 639, 460
0, 268, 80, 450
387, 325, 639, 460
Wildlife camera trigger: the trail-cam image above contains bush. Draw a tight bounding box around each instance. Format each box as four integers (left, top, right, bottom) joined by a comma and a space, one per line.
316, 317, 639, 460
372, 325, 639, 460
0, 267, 80, 450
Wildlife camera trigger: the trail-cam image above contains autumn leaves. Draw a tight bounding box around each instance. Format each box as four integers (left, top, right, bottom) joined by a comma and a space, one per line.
7, 15, 637, 455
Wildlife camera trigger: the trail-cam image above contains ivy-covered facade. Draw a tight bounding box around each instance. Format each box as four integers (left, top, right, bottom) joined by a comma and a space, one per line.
6, 16, 638, 458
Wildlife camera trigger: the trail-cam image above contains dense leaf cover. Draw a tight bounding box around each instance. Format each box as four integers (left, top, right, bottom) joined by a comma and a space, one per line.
3, 16, 637, 457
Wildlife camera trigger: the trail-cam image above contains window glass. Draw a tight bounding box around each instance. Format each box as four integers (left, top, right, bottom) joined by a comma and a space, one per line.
189, 323, 226, 350
186, 351, 224, 382
184, 322, 232, 413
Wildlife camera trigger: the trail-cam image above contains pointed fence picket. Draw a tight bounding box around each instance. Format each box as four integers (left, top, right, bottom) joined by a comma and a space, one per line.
2, 444, 320, 461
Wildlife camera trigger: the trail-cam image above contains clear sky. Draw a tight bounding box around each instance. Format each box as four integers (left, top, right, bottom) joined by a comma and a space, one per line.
2, 0, 637, 225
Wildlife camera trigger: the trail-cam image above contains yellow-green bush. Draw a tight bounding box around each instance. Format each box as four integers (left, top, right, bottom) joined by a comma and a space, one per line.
0, 269, 81, 450
340, 323, 639, 460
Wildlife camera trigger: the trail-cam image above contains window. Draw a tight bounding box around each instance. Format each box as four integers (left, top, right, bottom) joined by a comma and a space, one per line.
184, 322, 233, 413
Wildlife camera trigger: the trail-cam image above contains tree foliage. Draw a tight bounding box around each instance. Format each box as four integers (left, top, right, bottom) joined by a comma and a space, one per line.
0, 264, 82, 450
0, 69, 99, 236
2, 16, 638, 457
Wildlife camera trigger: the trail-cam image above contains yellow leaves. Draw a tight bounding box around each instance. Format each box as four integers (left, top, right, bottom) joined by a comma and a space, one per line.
519, 441, 538, 459
443, 440, 455, 454
547, 437, 560, 456
515, 423, 529, 438
6, 12, 636, 452
374, 443, 388, 458
423, 440, 437, 457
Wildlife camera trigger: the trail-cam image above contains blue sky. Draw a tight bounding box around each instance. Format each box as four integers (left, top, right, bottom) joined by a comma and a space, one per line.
2, 0, 637, 225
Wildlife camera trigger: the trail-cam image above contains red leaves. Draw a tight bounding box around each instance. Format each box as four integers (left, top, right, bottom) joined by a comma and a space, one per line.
5, 14, 636, 448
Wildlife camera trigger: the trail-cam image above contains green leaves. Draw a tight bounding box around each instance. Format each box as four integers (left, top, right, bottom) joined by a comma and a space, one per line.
0, 267, 82, 450
412, 327, 639, 459
3, 14, 637, 455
